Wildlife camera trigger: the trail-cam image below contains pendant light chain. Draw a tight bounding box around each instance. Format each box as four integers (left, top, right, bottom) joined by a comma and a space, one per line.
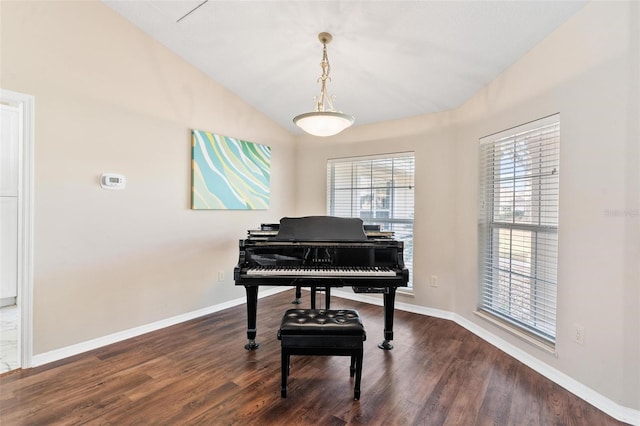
316, 37, 335, 113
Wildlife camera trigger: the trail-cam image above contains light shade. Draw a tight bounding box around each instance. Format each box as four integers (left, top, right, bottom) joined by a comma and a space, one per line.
293, 111, 355, 137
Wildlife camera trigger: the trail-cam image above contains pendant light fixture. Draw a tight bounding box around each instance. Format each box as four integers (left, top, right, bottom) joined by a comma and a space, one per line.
293, 32, 354, 137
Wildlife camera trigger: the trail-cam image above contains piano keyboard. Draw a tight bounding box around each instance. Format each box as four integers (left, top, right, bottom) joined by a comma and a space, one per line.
245, 266, 397, 277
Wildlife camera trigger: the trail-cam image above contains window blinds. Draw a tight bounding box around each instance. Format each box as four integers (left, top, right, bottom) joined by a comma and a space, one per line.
478, 115, 560, 344
327, 153, 415, 287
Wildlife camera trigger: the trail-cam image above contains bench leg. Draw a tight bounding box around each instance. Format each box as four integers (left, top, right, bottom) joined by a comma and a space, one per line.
349, 355, 356, 377
281, 350, 288, 398
354, 349, 363, 401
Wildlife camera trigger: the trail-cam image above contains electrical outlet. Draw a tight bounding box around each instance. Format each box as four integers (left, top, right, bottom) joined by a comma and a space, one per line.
217, 271, 224, 282
573, 324, 585, 345
430, 275, 438, 287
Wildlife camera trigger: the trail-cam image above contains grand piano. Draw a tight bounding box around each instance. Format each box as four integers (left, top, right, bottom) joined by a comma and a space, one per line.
234, 216, 409, 350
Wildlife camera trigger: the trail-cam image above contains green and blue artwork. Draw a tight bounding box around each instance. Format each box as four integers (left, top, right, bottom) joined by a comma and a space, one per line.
191, 130, 271, 210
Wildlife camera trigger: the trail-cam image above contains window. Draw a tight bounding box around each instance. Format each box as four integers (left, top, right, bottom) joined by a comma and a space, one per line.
327, 153, 415, 288
478, 115, 560, 346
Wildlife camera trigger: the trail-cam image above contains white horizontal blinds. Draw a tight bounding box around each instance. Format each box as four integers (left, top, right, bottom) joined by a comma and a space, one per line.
327, 153, 415, 287
479, 115, 560, 344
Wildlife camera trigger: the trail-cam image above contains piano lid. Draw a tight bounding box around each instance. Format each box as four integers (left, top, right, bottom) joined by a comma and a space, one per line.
273, 216, 368, 242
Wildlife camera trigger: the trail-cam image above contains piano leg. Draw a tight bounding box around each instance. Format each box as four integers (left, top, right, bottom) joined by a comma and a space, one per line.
310, 287, 317, 309
310, 286, 331, 309
378, 287, 397, 350
292, 285, 302, 304
243, 285, 260, 350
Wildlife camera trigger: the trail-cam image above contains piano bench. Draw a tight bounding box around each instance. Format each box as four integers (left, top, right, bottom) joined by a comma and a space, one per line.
277, 309, 366, 400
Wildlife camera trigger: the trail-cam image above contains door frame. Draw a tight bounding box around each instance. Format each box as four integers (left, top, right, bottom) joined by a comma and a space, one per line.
1, 89, 34, 369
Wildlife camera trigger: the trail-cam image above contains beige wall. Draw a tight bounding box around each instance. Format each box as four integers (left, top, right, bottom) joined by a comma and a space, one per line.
454, 0, 639, 410
295, 1, 639, 410
296, 112, 459, 311
1, 1, 295, 353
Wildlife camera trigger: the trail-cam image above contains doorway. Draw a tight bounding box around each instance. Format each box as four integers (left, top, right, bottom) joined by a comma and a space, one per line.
0, 89, 34, 373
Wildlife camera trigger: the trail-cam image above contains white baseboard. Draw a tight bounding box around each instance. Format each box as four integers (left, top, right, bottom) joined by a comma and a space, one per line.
31, 287, 639, 425
331, 288, 640, 426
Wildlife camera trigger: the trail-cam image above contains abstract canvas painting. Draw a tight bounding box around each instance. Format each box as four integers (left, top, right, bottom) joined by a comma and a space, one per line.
191, 130, 271, 210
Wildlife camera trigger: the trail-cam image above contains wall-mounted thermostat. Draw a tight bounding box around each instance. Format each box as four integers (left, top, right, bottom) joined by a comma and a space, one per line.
100, 173, 126, 190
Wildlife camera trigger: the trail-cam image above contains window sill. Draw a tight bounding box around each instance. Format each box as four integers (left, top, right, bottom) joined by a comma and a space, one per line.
397, 288, 414, 297
474, 310, 557, 356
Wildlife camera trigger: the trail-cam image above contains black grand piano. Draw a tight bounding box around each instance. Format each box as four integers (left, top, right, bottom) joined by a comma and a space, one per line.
234, 216, 409, 350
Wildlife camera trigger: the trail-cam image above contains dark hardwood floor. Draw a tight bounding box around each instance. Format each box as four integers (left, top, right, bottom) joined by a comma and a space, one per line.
0, 290, 627, 425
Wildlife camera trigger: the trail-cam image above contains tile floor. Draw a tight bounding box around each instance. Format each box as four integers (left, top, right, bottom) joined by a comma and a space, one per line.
0, 305, 19, 373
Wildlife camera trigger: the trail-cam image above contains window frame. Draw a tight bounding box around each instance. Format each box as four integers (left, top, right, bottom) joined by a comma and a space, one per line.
478, 115, 560, 347
327, 152, 415, 289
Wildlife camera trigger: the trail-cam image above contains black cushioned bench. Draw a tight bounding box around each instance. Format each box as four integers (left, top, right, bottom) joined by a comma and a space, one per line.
277, 309, 366, 400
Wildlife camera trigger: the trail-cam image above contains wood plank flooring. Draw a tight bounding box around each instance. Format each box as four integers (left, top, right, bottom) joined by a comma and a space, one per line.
0, 290, 627, 425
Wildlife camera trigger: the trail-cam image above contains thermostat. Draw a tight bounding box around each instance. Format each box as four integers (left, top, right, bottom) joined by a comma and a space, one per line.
100, 173, 126, 190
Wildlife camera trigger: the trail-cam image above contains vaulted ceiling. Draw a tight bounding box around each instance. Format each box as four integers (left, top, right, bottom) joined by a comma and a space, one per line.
103, 1, 587, 134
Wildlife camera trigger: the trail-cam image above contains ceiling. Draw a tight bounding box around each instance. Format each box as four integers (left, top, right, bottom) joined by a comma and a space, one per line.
102, 0, 587, 135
